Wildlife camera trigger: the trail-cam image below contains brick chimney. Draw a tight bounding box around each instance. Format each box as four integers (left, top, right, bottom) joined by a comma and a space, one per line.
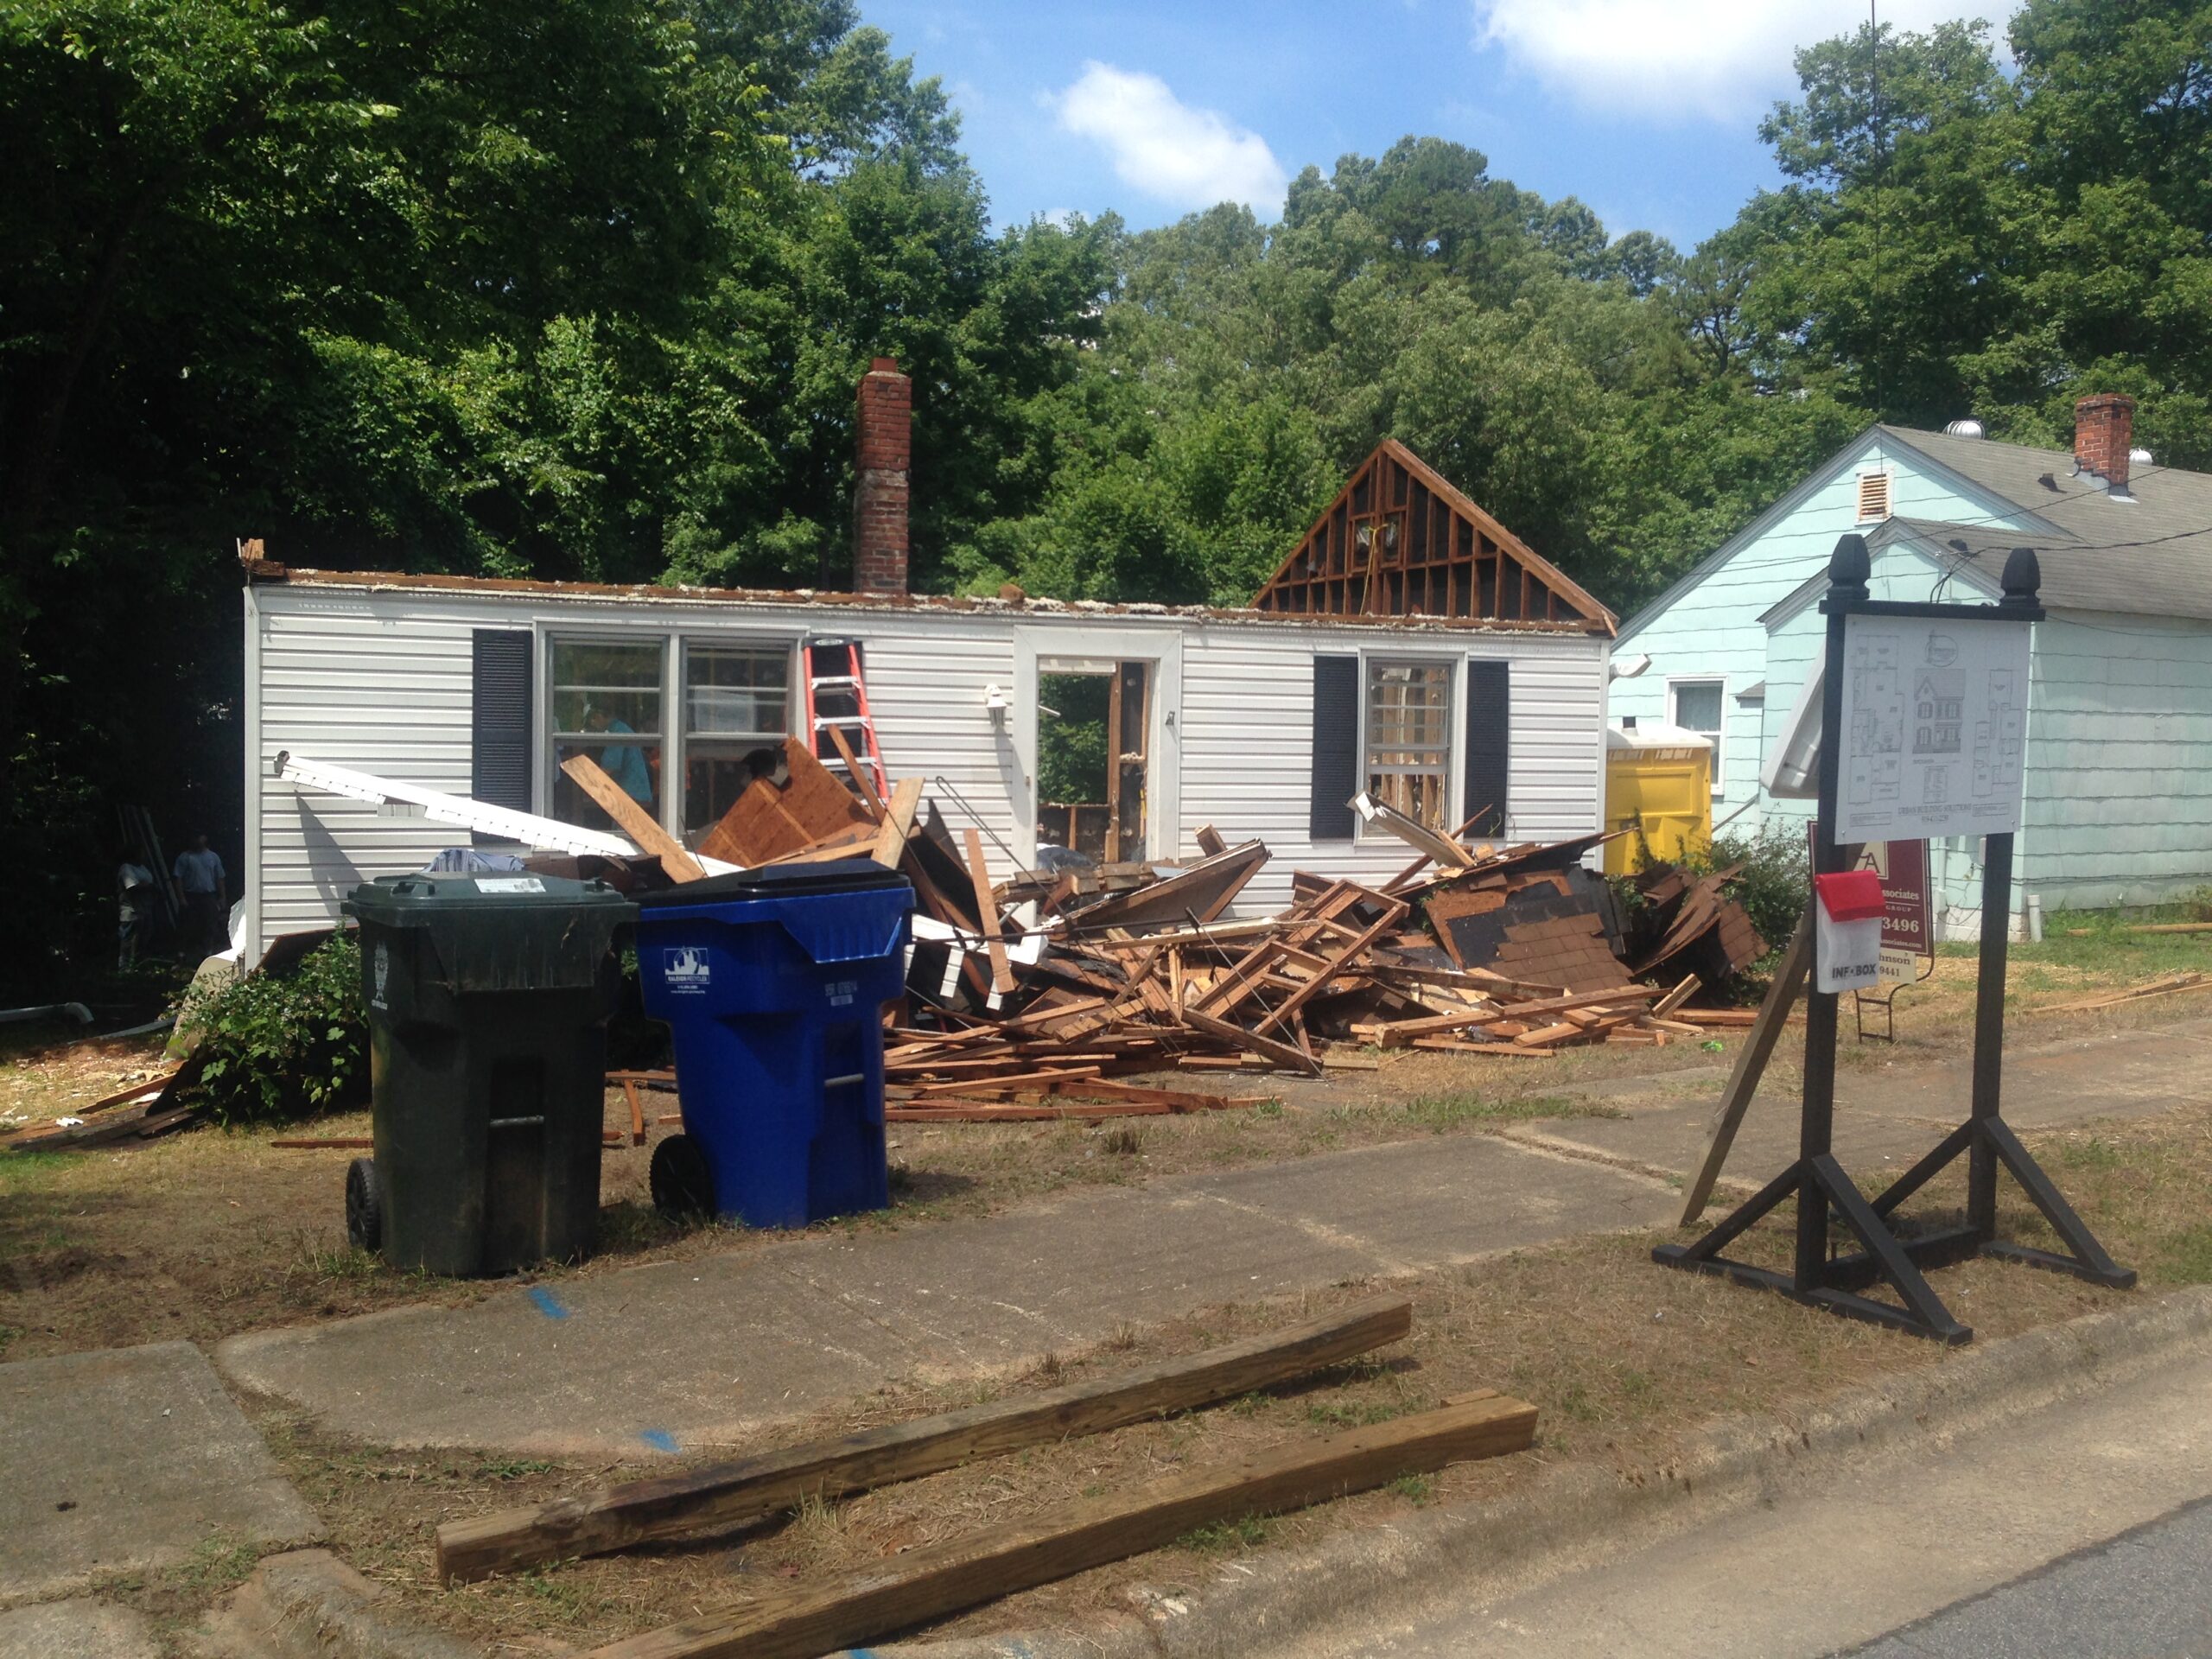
2074, 393, 2135, 493
853, 357, 912, 594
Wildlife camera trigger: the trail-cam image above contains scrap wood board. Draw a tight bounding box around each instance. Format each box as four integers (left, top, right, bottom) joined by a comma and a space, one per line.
437, 1296, 1414, 1583
586, 1389, 1537, 1659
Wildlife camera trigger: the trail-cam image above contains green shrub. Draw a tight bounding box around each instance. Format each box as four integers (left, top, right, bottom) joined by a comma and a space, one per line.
1699, 820, 1810, 952
181, 935, 368, 1127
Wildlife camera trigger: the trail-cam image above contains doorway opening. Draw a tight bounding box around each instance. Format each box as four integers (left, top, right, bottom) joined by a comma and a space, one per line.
1036, 662, 1149, 863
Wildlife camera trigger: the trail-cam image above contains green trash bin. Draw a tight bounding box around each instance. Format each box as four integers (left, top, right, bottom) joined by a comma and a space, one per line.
341, 872, 636, 1276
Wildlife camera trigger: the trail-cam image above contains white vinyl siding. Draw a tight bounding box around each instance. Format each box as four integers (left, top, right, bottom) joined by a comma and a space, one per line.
245, 585, 1608, 956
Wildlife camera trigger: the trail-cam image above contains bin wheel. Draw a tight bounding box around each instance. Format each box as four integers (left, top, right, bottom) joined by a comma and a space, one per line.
651, 1134, 715, 1220
345, 1158, 382, 1252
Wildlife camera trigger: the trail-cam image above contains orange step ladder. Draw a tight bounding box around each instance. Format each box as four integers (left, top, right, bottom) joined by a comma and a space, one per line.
802, 638, 889, 799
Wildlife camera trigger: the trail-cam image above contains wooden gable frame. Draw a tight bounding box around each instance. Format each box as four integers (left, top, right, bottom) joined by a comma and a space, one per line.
1251, 440, 1617, 635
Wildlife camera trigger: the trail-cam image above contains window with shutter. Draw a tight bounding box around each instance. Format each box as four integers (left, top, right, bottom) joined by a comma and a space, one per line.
1309, 656, 1359, 840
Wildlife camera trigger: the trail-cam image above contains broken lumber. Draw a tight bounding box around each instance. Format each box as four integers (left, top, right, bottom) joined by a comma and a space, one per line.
961, 827, 1015, 995
437, 1297, 1414, 1584
870, 777, 925, 868
560, 755, 705, 882
587, 1390, 1535, 1659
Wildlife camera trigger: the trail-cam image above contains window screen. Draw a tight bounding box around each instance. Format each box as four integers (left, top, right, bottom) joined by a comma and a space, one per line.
1365, 660, 1452, 830
683, 643, 791, 833
550, 639, 664, 829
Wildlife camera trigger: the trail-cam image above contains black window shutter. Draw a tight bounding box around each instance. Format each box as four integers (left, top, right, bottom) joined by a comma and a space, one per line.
1463, 658, 1510, 837
1309, 655, 1359, 840
471, 630, 534, 814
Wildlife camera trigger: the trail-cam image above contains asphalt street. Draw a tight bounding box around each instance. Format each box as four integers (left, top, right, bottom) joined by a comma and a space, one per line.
1285, 1337, 2212, 1659
1842, 1497, 2212, 1659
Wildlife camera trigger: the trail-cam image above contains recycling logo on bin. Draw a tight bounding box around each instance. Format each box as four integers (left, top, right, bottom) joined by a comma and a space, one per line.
664, 946, 712, 994
826, 978, 857, 1007
372, 941, 391, 1009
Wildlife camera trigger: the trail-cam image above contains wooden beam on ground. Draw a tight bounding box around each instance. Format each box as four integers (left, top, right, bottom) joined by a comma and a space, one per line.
560, 755, 706, 882
587, 1391, 1535, 1659
1652, 974, 1700, 1018
961, 827, 1014, 995
870, 778, 924, 869
437, 1297, 1414, 1584
1678, 906, 1812, 1226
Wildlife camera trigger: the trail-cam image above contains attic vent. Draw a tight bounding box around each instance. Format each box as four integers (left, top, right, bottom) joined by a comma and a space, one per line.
1856, 470, 1892, 523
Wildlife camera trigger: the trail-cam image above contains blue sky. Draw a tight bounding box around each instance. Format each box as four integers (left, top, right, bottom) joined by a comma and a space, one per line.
861, 0, 2007, 251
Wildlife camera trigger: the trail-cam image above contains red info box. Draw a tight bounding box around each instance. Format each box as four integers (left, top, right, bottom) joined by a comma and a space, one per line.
1815, 868, 1887, 924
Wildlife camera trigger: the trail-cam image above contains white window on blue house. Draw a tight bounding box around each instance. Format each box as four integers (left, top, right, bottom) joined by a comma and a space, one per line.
1671, 679, 1725, 794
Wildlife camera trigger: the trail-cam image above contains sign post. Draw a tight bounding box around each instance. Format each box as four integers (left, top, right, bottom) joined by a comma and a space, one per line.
1656, 536, 2133, 1344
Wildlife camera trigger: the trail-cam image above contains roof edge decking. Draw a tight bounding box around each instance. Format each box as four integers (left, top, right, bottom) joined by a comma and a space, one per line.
1249, 440, 1617, 636
244, 555, 1606, 635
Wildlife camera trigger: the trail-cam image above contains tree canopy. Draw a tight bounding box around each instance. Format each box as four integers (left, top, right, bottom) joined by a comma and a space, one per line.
4, 0, 2209, 987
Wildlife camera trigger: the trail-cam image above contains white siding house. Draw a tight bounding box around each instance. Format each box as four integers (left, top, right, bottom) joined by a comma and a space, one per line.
241, 566, 1611, 960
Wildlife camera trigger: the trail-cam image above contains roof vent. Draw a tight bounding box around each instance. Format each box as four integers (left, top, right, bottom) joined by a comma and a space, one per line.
1856, 470, 1892, 523
2130, 446, 2153, 464
1944, 418, 1986, 438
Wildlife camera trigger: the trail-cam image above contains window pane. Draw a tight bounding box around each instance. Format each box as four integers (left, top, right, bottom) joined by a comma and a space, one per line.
551, 738, 662, 830
683, 743, 786, 834
550, 639, 664, 736
1672, 682, 1722, 734
687, 644, 790, 739
1365, 660, 1452, 830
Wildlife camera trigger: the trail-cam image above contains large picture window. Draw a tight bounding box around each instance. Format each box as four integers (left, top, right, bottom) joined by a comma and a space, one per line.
1365, 659, 1452, 830
683, 643, 791, 833
550, 639, 664, 830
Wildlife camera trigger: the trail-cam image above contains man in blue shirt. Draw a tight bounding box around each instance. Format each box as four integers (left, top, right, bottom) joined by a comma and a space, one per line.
172, 834, 227, 958
584, 706, 656, 806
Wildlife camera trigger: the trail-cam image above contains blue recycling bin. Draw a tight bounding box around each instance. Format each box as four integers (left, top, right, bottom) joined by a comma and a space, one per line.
634, 860, 912, 1229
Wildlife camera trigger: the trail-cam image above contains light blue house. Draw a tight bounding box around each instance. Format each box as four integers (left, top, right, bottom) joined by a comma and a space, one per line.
1609, 395, 2212, 933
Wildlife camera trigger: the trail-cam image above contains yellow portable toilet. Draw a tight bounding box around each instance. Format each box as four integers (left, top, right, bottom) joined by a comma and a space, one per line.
1604, 722, 1713, 874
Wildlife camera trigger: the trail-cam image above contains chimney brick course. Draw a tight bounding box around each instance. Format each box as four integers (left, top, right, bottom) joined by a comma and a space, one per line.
854, 358, 912, 594
2075, 393, 2135, 493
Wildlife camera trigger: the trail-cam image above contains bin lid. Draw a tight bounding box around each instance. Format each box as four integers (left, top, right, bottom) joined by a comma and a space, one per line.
343, 872, 635, 925
634, 858, 911, 907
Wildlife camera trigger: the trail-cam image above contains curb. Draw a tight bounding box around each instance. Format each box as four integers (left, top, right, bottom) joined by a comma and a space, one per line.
877, 1284, 2212, 1659
192, 1550, 478, 1659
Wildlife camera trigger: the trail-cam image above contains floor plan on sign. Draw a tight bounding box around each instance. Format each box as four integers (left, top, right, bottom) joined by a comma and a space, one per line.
1835, 613, 2031, 842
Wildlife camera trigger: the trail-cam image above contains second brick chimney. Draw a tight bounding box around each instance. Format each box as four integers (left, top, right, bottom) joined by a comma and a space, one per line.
2074, 392, 2135, 493
853, 358, 912, 594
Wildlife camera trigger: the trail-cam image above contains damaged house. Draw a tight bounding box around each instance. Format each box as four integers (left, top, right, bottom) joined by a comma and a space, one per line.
238, 364, 1619, 962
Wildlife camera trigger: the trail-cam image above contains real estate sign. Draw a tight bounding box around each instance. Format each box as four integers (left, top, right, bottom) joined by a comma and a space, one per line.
1808, 832, 1934, 985
1834, 613, 2032, 843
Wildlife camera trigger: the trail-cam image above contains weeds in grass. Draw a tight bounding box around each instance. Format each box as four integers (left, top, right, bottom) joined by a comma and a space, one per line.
476, 1458, 556, 1480
2058, 1136, 2124, 1172
1395, 1094, 1622, 1132
1388, 1473, 1433, 1504
1179, 1514, 1271, 1553
1228, 1391, 1268, 1418
1100, 1127, 1142, 1157
1254, 1098, 1284, 1119
168, 1534, 263, 1600
2163, 1225, 2212, 1283
1305, 1398, 1406, 1428
512, 1567, 603, 1623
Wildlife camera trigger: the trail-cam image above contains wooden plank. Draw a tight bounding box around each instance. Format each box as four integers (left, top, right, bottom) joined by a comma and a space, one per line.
908, 1067, 1103, 1099
1652, 974, 1701, 1018
1350, 791, 1477, 869
560, 755, 706, 882
1193, 823, 1227, 857
1179, 1007, 1323, 1077
438, 1297, 1416, 1584
823, 724, 887, 820
586, 1391, 1536, 1659
1255, 904, 1406, 1038
870, 778, 924, 869
961, 827, 1014, 995
1406, 1037, 1556, 1057
1679, 906, 1813, 1226
624, 1079, 646, 1147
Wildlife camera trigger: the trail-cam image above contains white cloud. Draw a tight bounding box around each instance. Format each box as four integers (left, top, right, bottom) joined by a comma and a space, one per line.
1051, 63, 1288, 216
1472, 2, 2013, 122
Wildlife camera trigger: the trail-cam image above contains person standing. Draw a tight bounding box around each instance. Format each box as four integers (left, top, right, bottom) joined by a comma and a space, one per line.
173, 834, 228, 958
583, 705, 656, 807
117, 858, 155, 969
